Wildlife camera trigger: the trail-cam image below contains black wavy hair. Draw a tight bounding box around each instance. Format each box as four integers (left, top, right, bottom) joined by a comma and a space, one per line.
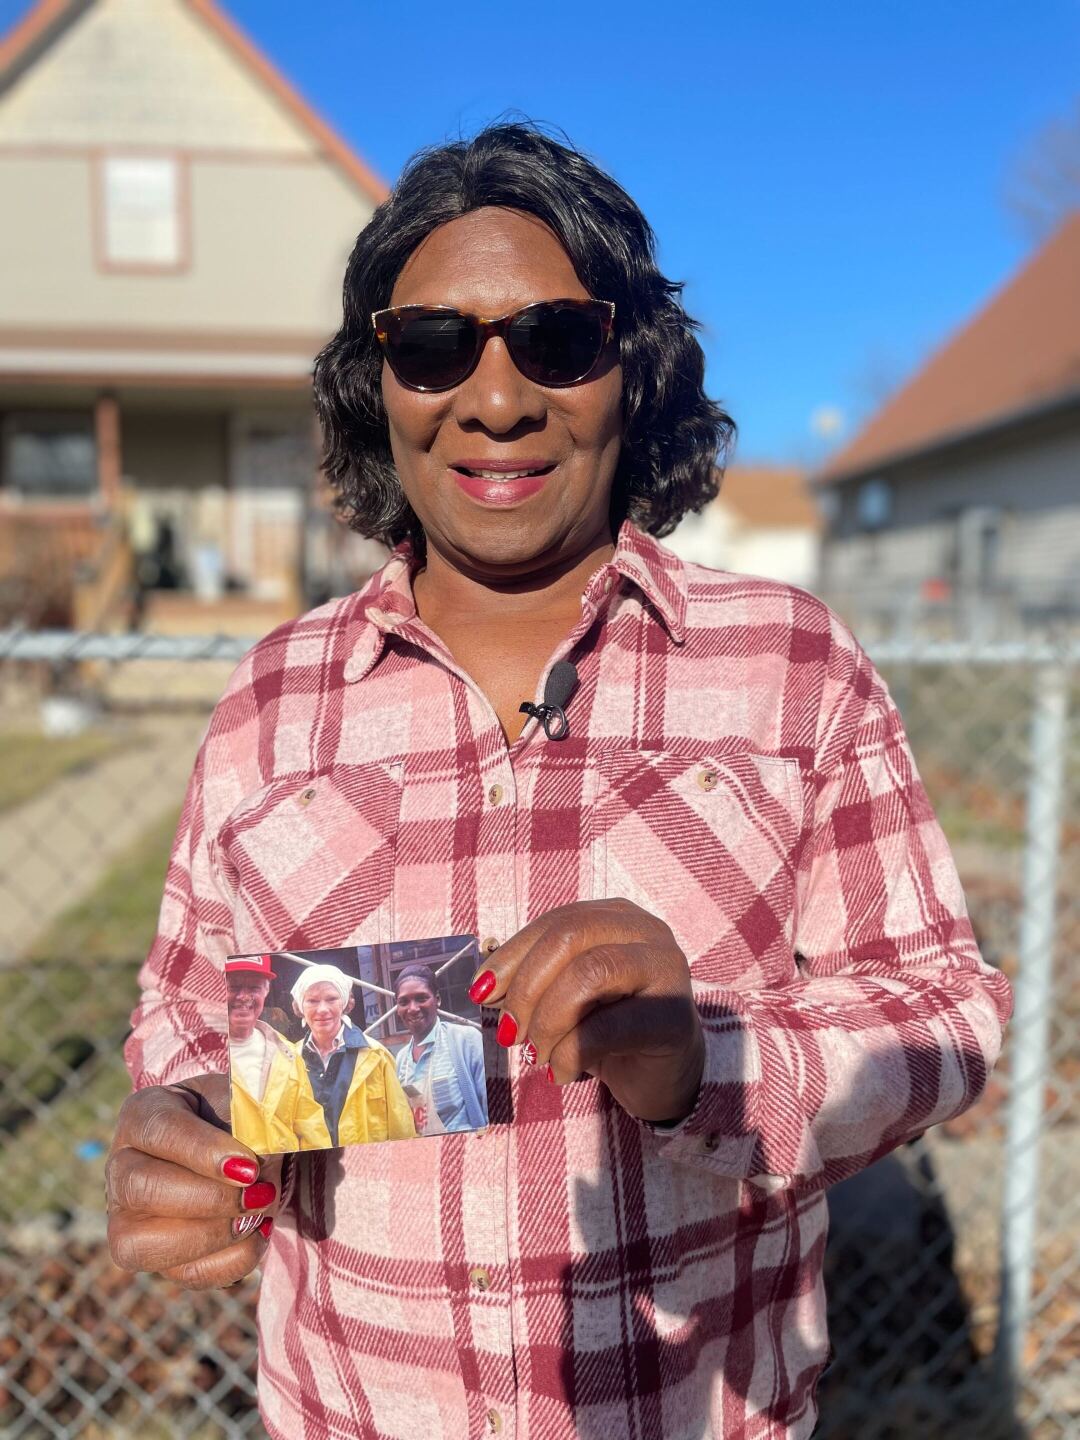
394, 964, 441, 1002
313, 122, 735, 549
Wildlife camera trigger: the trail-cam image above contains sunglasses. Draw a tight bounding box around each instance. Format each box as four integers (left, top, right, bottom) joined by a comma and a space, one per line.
371, 298, 616, 393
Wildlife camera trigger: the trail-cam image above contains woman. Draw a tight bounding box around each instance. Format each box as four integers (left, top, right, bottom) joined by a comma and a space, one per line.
393, 964, 487, 1134
226, 955, 331, 1155
290, 963, 415, 1145
108, 123, 1010, 1440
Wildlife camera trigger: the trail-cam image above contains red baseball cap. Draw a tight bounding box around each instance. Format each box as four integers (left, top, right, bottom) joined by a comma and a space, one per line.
225, 953, 277, 979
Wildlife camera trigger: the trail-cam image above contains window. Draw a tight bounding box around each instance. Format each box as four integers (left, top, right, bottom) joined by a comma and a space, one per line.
857, 477, 892, 531
815, 488, 839, 527
3, 413, 97, 499
100, 156, 184, 268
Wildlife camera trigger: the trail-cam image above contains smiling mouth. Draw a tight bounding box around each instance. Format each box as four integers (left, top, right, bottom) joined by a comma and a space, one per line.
451, 464, 556, 480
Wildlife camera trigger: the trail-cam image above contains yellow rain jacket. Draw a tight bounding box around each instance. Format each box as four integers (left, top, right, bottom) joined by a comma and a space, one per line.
230, 1022, 331, 1155
298, 1027, 416, 1146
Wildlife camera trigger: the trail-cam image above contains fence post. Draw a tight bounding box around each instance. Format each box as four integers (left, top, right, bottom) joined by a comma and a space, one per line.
995, 660, 1069, 1391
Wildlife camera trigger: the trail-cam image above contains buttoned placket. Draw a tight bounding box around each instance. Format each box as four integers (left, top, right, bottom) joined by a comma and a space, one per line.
375, 611, 518, 1435
349, 562, 626, 1439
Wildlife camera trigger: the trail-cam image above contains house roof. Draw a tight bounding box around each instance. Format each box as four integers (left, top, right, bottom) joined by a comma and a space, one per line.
0, 0, 389, 204
818, 211, 1080, 485
716, 465, 822, 531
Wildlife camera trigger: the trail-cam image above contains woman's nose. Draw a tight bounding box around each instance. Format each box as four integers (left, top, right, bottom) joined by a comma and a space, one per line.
452, 336, 546, 434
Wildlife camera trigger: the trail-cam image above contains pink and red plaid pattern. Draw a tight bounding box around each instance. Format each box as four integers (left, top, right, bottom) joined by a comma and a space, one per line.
127, 523, 1011, 1440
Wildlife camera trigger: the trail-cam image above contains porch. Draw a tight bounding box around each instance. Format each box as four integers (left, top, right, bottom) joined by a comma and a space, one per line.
0, 383, 360, 634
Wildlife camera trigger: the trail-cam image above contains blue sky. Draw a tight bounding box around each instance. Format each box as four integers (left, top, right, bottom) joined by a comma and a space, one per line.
3, 0, 1078, 466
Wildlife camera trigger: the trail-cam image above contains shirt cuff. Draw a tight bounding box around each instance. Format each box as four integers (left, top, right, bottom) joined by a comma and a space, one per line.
641, 1006, 774, 1180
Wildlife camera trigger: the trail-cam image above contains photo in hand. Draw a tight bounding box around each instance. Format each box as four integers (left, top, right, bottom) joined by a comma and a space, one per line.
225, 935, 488, 1154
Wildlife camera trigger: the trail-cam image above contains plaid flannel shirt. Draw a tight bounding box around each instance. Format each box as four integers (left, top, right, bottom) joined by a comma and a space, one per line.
126, 522, 1011, 1440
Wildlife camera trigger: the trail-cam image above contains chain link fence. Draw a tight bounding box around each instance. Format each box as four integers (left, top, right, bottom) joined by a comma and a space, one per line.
0, 629, 1076, 1439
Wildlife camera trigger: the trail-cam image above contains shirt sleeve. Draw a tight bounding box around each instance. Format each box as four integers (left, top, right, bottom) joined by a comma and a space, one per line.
384, 1057, 419, 1140
653, 674, 1013, 1192
124, 742, 233, 1090
468, 1026, 489, 1125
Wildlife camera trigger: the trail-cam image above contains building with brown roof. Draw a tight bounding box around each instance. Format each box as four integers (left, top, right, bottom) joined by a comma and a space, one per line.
665, 464, 822, 589
0, 0, 387, 631
814, 214, 1080, 636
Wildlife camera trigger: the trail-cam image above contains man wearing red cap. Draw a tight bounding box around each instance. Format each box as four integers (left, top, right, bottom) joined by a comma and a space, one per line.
226, 955, 331, 1154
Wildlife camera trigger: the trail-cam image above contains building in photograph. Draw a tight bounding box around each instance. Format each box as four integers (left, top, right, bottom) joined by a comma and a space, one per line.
664, 463, 822, 589
0, 0, 388, 633
814, 213, 1080, 639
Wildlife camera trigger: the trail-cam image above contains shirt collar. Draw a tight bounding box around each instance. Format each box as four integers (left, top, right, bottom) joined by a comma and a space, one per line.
600, 521, 688, 644
343, 522, 687, 684
411, 1018, 443, 1052
303, 1020, 348, 1056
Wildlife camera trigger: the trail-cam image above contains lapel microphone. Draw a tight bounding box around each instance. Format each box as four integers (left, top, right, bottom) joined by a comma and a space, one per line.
519, 660, 579, 741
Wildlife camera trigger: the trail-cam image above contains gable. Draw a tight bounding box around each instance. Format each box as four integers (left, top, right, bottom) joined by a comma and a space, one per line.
0, 0, 317, 152
819, 213, 1080, 484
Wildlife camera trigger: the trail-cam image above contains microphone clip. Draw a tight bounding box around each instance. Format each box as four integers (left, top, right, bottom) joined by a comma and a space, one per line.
518, 699, 570, 741
519, 659, 578, 741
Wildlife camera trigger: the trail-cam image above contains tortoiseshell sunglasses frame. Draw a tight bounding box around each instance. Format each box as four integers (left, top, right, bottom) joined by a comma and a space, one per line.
370, 298, 616, 392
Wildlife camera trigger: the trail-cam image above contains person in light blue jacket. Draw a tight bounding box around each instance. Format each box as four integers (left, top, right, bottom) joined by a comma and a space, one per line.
394, 965, 488, 1134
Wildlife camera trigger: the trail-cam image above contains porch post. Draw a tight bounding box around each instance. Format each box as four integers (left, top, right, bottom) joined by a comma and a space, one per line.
94, 392, 122, 507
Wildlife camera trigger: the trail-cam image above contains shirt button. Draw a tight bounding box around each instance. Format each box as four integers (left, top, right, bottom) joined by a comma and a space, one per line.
697, 769, 718, 793
469, 1266, 491, 1291
486, 1410, 503, 1434
298, 787, 316, 806
487, 783, 504, 806
703, 1134, 719, 1152
481, 937, 499, 956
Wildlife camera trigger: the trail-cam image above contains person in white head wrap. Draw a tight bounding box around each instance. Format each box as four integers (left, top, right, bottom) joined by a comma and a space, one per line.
290, 962, 415, 1146
291, 964, 354, 1021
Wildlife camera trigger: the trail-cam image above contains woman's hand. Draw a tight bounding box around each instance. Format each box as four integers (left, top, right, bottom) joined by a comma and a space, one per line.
471, 898, 705, 1124
106, 1073, 282, 1290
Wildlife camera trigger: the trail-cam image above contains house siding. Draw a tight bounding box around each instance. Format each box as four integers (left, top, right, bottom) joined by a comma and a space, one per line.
666, 509, 821, 589
0, 152, 369, 334
821, 411, 1080, 596
0, 0, 315, 152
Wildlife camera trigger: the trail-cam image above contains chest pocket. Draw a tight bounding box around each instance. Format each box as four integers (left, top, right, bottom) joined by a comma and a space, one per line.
594, 749, 804, 988
214, 761, 404, 954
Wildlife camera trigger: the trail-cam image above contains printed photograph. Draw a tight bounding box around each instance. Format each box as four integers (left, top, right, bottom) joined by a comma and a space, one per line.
224, 935, 488, 1154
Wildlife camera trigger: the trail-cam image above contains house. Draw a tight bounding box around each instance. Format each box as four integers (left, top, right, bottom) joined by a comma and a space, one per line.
814, 214, 1080, 638
665, 464, 822, 589
0, 0, 388, 633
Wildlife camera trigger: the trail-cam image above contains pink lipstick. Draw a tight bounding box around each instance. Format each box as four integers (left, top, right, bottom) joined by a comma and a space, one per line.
449, 459, 555, 508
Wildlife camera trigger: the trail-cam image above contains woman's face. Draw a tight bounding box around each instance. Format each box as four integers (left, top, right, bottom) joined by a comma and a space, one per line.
396, 977, 439, 1039
382, 206, 623, 581
302, 982, 347, 1044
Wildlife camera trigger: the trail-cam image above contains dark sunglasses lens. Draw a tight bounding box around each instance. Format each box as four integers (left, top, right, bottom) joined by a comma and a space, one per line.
508, 304, 605, 385
385, 312, 476, 389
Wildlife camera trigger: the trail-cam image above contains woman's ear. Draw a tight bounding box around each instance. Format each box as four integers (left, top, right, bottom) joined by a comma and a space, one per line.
346, 995, 356, 1014
291, 999, 301, 1018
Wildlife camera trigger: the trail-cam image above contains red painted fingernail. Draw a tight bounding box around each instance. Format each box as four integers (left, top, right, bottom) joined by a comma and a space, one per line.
222, 1157, 259, 1185
259, 1218, 274, 1240
496, 1012, 518, 1047
232, 1214, 262, 1239
469, 970, 497, 1004
545, 1065, 556, 1083
520, 1040, 537, 1067
243, 1182, 277, 1210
